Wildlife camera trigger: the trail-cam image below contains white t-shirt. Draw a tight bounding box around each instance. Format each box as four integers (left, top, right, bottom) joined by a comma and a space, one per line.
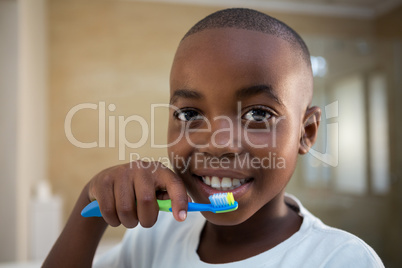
93, 194, 384, 268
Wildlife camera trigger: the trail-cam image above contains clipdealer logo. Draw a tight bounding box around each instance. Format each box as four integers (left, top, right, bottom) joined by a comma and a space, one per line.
64, 101, 338, 167
64, 102, 169, 160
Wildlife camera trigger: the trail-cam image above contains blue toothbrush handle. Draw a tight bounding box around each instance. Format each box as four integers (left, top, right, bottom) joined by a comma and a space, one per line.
81, 200, 102, 217
81, 199, 238, 217
81, 200, 212, 217
187, 202, 214, 212
187, 202, 238, 213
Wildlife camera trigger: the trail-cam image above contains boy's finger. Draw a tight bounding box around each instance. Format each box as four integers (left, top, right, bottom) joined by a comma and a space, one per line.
134, 173, 160, 228
114, 177, 138, 228
162, 171, 188, 222
94, 181, 121, 227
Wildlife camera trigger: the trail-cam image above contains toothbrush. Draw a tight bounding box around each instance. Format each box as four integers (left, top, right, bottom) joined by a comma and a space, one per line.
81, 192, 238, 217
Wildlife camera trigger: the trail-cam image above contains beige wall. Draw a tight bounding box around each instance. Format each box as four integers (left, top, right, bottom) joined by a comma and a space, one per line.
0, 0, 19, 261
0, 0, 48, 261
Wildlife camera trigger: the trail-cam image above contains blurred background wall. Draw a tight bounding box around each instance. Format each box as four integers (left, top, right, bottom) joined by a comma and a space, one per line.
0, 0, 401, 267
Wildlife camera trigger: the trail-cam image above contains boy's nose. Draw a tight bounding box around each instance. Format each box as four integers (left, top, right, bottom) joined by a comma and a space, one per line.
196, 117, 243, 158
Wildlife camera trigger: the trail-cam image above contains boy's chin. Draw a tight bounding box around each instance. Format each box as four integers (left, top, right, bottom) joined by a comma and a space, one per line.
200, 209, 251, 226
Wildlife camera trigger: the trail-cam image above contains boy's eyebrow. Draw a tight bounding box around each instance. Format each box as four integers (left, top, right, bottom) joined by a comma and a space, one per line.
170, 89, 203, 104
236, 84, 283, 106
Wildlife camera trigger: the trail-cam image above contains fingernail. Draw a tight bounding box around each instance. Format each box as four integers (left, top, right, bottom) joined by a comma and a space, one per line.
178, 210, 187, 221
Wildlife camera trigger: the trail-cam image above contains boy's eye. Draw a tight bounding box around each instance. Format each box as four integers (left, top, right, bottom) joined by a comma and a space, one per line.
243, 108, 272, 122
174, 109, 203, 122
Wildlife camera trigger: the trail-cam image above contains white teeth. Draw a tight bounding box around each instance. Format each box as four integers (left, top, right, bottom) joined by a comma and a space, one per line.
200, 175, 250, 190
232, 179, 241, 187
221, 177, 232, 188
211, 176, 220, 188
202, 176, 211, 185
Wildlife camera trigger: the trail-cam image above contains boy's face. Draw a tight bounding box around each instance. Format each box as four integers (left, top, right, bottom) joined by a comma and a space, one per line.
168, 28, 314, 225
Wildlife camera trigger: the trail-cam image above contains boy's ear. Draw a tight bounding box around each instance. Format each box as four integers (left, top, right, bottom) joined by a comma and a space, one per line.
299, 106, 321, 155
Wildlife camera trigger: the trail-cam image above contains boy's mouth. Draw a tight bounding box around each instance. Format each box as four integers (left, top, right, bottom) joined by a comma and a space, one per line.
193, 174, 253, 191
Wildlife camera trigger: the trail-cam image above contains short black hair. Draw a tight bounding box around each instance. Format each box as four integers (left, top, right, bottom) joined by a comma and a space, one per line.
182, 8, 311, 67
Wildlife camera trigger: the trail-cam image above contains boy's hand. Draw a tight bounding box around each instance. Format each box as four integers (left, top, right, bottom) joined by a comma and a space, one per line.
86, 161, 188, 228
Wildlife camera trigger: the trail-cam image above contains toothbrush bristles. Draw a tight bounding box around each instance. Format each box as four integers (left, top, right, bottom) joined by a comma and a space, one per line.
209, 192, 235, 207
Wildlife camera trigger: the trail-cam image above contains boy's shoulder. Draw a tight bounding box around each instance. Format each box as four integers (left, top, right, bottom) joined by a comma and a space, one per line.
285, 193, 384, 267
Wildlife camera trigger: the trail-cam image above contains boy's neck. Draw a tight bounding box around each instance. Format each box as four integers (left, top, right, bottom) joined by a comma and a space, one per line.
197, 192, 302, 264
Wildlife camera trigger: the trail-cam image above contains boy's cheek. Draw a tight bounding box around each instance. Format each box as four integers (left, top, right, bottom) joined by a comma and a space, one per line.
245, 117, 299, 145
167, 125, 184, 147
242, 127, 289, 150
243, 128, 300, 162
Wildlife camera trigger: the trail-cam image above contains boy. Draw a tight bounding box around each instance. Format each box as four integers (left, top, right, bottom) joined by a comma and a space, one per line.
44, 8, 384, 267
